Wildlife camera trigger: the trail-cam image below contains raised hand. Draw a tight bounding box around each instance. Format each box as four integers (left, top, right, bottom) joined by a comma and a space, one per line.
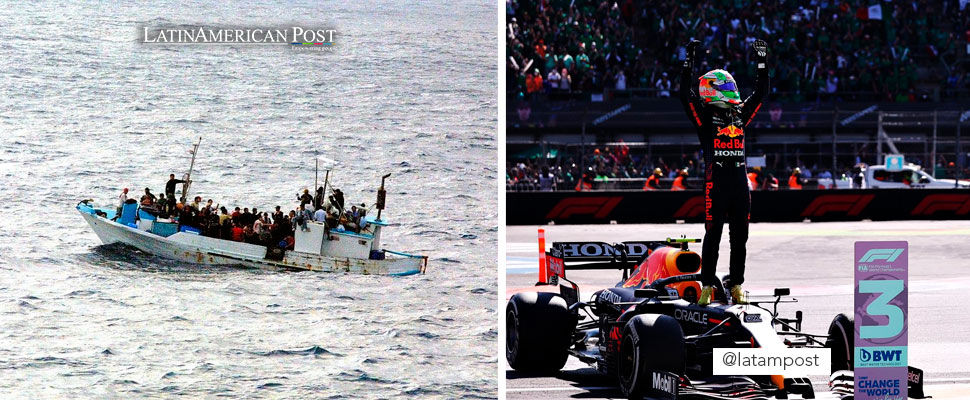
685, 39, 700, 67
686, 40, 700, 58
753, 39, 767, 59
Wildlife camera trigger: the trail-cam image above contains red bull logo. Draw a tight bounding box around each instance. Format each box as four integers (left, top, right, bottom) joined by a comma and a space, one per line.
545, 254, 564, 278
699, 78, 717, 97
717, 125, 743, 138
714, 138, 744, 149
704, 182, 713, 221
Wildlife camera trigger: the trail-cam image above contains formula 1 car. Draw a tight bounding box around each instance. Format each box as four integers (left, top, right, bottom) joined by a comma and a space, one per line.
506, 237, 859, 399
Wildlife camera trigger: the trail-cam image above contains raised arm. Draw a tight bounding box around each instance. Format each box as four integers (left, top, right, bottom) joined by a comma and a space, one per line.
680, 39, 704, 127
741, 39, 770, 126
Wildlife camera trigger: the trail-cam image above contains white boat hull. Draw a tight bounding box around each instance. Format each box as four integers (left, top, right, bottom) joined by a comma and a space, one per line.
79, 209, 426, 276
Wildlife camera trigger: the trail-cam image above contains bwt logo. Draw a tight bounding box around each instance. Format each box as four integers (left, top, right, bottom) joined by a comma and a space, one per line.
860, 348, 903, 363
858, 248, 904, 263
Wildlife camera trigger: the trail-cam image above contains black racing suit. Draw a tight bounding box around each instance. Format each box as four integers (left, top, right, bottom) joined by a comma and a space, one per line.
680, 51, 768, 288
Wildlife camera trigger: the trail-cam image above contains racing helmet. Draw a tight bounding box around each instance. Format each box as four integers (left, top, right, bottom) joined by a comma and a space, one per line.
699, 69, 741, 108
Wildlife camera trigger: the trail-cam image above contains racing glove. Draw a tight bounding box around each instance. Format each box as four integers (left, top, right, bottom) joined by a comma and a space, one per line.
753, 39, 768, 70
684, 39, 700, 70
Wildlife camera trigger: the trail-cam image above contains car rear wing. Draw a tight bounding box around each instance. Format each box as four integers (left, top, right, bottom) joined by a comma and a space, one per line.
536, 233, 700, 285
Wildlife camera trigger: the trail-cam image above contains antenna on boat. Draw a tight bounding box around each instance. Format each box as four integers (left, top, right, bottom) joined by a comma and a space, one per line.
376, 173, 391, 221
181, 137, 202, 203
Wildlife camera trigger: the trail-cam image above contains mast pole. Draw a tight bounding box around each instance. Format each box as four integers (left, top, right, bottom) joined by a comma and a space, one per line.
181, 137, 201, 203
376, 173, 391, 221
322, 169, 330, 210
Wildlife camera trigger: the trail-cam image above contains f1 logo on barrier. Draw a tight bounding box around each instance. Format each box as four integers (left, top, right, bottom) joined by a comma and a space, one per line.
910, 194, 970, 216
672, 195, 705, 218
545, 197, 622, 220
801, 194, 874, 217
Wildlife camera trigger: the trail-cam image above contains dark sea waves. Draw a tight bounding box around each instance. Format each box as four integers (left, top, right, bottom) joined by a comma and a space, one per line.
0, 0, 496, 398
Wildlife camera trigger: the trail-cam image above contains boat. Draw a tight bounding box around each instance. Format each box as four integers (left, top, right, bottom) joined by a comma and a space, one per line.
76, 139, 427, 276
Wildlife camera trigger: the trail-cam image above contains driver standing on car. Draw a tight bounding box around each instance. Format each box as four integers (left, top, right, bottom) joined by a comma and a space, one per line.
680, 38, 769, 306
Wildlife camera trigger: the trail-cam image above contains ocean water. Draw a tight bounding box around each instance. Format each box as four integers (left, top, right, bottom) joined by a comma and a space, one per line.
0, 1, 497, 398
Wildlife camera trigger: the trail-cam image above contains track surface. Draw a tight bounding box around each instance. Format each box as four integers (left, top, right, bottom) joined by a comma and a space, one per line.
505, 221, 970, 399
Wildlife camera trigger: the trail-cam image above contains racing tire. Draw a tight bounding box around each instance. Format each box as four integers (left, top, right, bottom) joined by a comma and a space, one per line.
506, 292, 575, 374
617, 314, 685, 400
825, 313, 855, 372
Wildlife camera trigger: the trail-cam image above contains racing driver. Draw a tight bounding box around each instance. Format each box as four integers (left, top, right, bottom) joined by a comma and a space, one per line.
679, 38, 769, 306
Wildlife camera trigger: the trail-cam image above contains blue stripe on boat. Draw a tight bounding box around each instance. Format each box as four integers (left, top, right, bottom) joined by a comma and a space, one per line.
389, 269, 422, 277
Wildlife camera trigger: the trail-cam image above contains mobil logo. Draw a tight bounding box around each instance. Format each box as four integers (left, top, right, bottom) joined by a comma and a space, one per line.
651, 371, 678, 397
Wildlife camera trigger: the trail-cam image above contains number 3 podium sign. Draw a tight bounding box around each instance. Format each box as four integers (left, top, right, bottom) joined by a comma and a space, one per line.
855, 241, 908, 400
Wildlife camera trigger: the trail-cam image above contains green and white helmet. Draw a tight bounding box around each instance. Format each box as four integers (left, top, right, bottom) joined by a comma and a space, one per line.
698, 69, 741, 108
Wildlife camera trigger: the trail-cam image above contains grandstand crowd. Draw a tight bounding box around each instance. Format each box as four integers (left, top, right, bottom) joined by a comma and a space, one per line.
506, 143, 970, 191
507, 0, 970, 102
507, 145, 759, 191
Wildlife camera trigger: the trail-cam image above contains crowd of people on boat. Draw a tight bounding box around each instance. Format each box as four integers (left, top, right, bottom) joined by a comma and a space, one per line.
120, 174, 372, 249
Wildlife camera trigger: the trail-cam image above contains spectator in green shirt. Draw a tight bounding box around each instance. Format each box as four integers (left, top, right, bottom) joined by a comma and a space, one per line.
576, 47, 590, 72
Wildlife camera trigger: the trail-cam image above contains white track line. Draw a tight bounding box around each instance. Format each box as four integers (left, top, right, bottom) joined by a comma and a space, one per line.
507, 380, 970, 393
506, 387, 842, 398
505, 386, 615, 392
925, 377, 970, 383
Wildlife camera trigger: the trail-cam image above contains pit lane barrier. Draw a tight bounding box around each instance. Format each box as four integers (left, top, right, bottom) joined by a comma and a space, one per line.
507, 189, 970, 225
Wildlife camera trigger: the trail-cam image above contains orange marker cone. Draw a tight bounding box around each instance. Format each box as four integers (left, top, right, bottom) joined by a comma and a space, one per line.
536, 228, 547, 285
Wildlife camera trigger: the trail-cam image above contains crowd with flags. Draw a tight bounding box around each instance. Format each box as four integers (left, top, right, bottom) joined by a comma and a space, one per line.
507, 0, 970, 101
